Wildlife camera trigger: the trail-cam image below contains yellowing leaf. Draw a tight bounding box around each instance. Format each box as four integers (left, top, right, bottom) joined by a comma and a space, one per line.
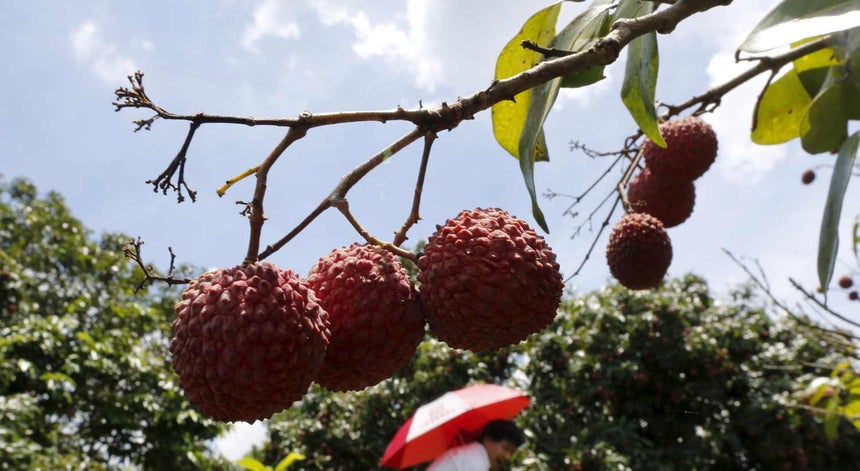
492, 2, 562, 161
751, 68, 813, 144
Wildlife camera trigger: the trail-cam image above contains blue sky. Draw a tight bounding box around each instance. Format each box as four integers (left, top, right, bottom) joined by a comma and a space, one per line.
2, 0, 858, 461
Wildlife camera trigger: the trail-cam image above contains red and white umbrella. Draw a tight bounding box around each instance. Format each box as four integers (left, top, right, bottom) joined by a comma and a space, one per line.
380, 383, 530, 469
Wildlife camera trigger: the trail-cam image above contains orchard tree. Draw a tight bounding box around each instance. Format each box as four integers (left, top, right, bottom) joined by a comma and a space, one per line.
109, 0, 859, 433
251, 275, 860, 470
0, 176, 229, 470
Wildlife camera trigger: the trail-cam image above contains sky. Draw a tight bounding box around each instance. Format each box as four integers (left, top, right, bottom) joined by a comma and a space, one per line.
2, 0, 858, 463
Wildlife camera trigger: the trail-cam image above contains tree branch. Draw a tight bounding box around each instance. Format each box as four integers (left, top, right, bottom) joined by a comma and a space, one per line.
393, 131, 436, 247
123, 238, 191, 292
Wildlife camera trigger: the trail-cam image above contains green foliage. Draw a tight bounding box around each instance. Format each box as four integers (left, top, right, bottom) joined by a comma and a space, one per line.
616, 0, 664, 148
258, 275, 860, 470
818, 132, 860, 292
0, 176, 227, 470
237, 452, 305, 471
739, 0, 860, 53
492, 2, 561, 232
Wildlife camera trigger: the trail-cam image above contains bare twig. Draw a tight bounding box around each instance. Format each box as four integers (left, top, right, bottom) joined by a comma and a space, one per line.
393, 131, 436, 247
332, 199, 415, 260
244, 126, 308, 264
663, 36, 832, 118
789, 278, 860, 330
256, 128, 424, 261
123, 238, 191, 292
723, 249, 859, 345
146, 120, 200, 203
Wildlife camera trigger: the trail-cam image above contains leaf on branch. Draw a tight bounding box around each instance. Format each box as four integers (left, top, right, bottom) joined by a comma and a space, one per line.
236, 457, 271, 471
853, 214, 860, 262
817, 131, 859, 294
800, 66, 860, 154
491, 2, 562, 162
618, 0, 663, 147
516, 0, 615, 232
557, 0, 614, 88
274, 452, 306, 471
739, 0, 860, 53
751, 68, 813, 144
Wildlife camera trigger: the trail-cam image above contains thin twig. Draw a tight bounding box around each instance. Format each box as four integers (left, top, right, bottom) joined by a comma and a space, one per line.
663, 35, 833, 118
723, 249, 859, 344
257, 128, 424, 261
393, 131, 436, 247
244, 126, 308, 264
565, 193, 623, 283
146, 120, 200, 203
789, 278, 860, 330
332, 199, 415, 260
123, 238, 191, 292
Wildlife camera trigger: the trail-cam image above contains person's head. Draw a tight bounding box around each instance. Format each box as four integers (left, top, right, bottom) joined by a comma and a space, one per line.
479, 419, 524, 470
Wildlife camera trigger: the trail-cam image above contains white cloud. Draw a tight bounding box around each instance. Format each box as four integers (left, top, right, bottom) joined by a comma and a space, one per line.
308, 0, 442, 91
70, 19, 138, 84
213, 421, 268, 460
706, 52, 787, 185
242, 0, 301, 53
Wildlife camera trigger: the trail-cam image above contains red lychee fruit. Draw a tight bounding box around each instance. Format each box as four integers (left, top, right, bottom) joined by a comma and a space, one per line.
170, 262, 330, 422
418, 207, 564, 352
306, 243, 425, 392
801, 169, 815, 185
606, 213, 672, 290
850, 291, 859, 301
642, 116, 718, 181
627, 168, 696, 228
838, 276, 854, 289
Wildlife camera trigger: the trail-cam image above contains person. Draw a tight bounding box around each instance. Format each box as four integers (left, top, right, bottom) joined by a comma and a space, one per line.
426, 419, 525, 471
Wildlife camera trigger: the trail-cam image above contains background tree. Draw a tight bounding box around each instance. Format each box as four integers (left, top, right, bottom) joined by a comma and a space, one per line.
253, 275, 860, 470
0, 176, 230, 470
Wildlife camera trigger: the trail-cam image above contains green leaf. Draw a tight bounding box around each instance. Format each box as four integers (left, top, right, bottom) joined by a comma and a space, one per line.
620, 31, 663, 146
237, 457, 271, 471
824, 394, 842, 440
492, 2, 562, 162
751, 68, 813, 144
818, 131, 859, 292
556, 0, 614, 88
853, 214, 859, 261
560, 66, 606, 88
800, 68, 860, 153
274, 452, 306, 471
740, 0, 860, 53
517, 0, 615, 232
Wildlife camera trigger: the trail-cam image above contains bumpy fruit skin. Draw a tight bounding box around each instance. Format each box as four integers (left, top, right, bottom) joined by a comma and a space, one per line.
306, 243, 425, 392
627, 168, 695, 228
642, 116, 718, 181
170, 262, 330, 423
606, 213, 673, 290
418, 207, 564, 352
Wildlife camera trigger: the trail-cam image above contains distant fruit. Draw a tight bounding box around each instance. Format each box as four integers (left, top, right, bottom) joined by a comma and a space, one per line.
170, 262, 330, 422
627, 168, 696, 228
418, 207, 564, 352
606, 213, 672, 290
801, 169, 815, 185
850, 291, 859, 301
642, 116, 718, 181
838, 276, 854, 289
307, 243, 425, 392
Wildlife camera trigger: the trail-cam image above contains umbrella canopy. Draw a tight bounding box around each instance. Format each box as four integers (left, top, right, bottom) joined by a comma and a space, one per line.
380, 383, 530, 469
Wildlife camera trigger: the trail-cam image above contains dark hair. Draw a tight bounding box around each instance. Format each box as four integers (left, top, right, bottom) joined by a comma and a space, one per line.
479, 419, 525, 447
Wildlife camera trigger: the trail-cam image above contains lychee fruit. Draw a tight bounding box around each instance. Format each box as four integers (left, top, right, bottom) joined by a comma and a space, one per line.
417, 207, 564, 352
606, 213, 673, 290
801, 169, 815, 185
627, 168, 696, 228
850, 291, 859, 301
170, 262, 330, 422
838, 276, 854, 289
642, 116, 718, 181
306, 243, 425, 392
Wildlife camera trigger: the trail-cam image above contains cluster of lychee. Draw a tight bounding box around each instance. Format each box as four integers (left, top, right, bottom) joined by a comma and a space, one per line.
606, 116, 718, 290
169, 207, 564, 422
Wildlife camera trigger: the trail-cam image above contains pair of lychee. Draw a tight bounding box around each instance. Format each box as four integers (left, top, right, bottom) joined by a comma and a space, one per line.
170, 208, 564, 422
606, 116, 718, 290
838, 275, 858, 301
